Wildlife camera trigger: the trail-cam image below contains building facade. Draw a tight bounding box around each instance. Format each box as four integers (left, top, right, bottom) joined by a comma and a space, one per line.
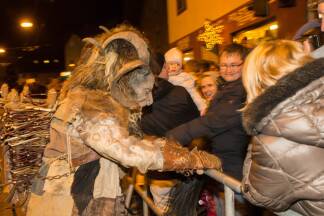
167, 0, 308, 62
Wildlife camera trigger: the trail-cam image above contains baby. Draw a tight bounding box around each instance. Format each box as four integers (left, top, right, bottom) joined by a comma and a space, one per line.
160, 47, 207, 115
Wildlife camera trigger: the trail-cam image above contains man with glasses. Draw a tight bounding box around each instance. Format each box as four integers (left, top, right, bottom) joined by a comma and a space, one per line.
167, 43, 254, 215
168, 43, 250, 181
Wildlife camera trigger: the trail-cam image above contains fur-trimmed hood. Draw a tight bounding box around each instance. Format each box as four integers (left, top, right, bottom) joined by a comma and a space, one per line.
243, 58, 324, 135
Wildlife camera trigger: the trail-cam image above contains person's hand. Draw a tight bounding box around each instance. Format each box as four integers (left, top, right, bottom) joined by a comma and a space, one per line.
175, 169, 204, 176
200, 108, 207, 116
196, 170, 204, 175
159, 63, 169, 79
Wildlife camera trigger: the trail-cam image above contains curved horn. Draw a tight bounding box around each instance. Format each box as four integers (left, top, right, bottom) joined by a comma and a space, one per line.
99, 25, 111, 33
82, 37, 101, 48
82, 37, 104, 55
102, 31, 150, 65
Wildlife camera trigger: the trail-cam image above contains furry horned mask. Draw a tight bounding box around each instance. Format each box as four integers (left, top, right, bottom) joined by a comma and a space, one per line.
60, 25, 154, 109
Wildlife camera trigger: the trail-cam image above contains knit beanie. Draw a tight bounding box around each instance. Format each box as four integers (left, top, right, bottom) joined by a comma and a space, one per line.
164, 47, 183, 66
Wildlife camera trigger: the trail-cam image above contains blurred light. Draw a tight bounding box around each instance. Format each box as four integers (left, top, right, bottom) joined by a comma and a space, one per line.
20, 21, 33, 28
0, 48, 6, 53
183, 56, 193, 61
183, 51, 194, 62
22, 46, 39, 52
33, 60, 39, 64
43, 60, 50, 64
0, 62, 11, 67
68, 63, 76, 67
269, 24, 279, 30
18, 56, 23, 59
53, 59, 59, 63
26, 78, 36, 84
60, 71, 71, 77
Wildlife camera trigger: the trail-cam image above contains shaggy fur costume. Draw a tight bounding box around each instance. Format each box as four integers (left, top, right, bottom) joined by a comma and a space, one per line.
26, 25, 221, 216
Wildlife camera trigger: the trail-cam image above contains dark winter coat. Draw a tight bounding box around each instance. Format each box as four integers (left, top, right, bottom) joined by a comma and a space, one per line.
242, 58, 324, 216
140, 78, 199, 137
167, 78, 250, 180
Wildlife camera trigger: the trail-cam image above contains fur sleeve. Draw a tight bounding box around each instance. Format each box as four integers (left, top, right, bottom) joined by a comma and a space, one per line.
72, 114, 164, 173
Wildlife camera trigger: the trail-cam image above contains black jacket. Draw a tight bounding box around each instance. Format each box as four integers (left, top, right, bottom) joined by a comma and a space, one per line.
140, 78, 199, 137
167, 78, 250, 180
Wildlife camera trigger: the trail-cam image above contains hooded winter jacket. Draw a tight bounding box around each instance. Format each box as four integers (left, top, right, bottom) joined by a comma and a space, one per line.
242, 58, 324, 216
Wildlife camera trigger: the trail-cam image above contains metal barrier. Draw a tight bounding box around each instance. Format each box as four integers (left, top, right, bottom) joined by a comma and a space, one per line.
125, 169, 163, 216
126, 168, 302, 216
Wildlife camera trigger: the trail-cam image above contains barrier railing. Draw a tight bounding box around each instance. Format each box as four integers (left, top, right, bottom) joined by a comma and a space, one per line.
125, 169, 163, 216
126, 168, 302, 216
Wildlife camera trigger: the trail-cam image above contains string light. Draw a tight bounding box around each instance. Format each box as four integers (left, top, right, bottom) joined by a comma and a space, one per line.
197, 21, 224, 50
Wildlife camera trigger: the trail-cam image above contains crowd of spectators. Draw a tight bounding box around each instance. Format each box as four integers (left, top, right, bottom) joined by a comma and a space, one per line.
1, 1, 323, 215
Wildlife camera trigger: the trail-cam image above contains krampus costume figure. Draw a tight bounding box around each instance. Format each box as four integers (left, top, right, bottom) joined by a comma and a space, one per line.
26, 25, 221, 216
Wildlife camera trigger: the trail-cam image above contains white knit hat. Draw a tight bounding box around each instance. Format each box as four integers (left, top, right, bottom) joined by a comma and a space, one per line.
164, 47, 183, 66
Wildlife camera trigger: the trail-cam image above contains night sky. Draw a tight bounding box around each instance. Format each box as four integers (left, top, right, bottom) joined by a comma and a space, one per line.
0, 0, 144, 73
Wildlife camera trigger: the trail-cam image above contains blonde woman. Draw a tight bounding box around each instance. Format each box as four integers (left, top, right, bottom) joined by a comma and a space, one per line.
241, 40, 324, 215
196, 72, 219, 103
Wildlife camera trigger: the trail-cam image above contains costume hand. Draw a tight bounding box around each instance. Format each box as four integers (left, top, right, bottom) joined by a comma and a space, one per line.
162, 140, 222, 171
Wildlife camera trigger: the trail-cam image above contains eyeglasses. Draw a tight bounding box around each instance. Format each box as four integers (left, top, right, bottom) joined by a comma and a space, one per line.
219, 62, 243, 70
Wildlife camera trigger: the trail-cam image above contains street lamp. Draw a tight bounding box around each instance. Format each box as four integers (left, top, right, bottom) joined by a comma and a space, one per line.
20, 20, 33, 28
269, 24, 279, 30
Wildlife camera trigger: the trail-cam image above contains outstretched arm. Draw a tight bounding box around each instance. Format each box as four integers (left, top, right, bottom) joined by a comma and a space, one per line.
73, 113, 221, 173
73, 114, 164, 173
